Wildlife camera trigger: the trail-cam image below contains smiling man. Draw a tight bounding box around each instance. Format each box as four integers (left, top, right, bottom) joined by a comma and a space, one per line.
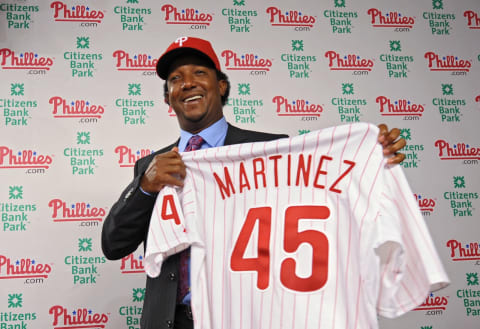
101, 36, 406, 329
162, 55, 227, 134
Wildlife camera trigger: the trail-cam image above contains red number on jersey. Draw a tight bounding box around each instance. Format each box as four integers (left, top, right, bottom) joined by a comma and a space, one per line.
230, 207, 272, 290
161, 194, 181, 225
230, 205, 330, 292
281, 205, 330, 292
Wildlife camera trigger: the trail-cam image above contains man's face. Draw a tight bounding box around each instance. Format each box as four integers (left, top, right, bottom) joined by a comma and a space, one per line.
166, 55, 227, 134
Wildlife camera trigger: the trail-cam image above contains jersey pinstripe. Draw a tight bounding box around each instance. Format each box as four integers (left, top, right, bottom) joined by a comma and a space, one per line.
145, 123, 449, 329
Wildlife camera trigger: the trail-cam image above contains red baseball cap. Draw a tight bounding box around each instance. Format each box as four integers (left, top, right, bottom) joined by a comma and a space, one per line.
156, 36, 221, 80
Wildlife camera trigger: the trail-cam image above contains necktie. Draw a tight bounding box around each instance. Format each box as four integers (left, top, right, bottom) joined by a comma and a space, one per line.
178, 135, 204, 304
184, 135, 204, 152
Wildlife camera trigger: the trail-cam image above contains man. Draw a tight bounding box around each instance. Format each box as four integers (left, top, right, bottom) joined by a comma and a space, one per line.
101, 37, 406, 329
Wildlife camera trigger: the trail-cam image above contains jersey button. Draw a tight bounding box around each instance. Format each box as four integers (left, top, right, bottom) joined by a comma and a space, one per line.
168, 272, 176, 281
166, 320, 173, 328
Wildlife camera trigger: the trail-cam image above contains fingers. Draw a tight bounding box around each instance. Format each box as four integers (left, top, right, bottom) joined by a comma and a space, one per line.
387, 152, 406, 165
140, 151, 187, 193
378, 125, 401, 146
383, 137, 407, 155
377, 124, 407, 164
377, 123, 388, 144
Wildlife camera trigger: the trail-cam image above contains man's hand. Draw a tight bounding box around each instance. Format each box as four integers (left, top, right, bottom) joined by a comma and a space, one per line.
377, 124, 406, 164
140, 147, 186, 193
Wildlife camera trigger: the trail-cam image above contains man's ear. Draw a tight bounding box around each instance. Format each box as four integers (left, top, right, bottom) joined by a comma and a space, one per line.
164, 93, 170, 105
219, 80, 227, 97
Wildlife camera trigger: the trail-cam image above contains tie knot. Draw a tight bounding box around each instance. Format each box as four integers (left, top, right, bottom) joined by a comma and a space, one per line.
185, 135, 204, 152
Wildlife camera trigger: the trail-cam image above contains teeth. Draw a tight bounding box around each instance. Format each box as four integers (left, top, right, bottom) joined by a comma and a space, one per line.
185, 95, 202, 102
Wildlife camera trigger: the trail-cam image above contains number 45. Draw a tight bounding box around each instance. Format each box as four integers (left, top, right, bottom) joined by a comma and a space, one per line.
230, 205, 330, 293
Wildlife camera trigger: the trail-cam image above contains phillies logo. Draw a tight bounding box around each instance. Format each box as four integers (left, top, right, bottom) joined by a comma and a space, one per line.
49, 96, 104, 118
376, 96, 424, 116
161, 4, 212, 25
49, 198, 106, 223
464, 10, 480, 29
0, 146, 53, 169
0, 255, 52, 279
50, 1, 104, 23
424, 52, 471, 72
366, 8, 415, 28
414, 194, 436, 214
434, 140, 480, 160
115, 146, 154, 167
266, 7, 316, 27
112, 50, 156, 71
221, 50, 272, 71
0, 48, 53, 70
446, 240, 480, 261
120, 254, 144, 274
414, 293, 449, 312
49, 305, 109, 329
324, 51, 374, 71
174, 36, 188, 47
272, 96, 323, 117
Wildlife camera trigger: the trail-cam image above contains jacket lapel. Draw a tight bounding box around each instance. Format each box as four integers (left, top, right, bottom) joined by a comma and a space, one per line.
224, 124, 250, 146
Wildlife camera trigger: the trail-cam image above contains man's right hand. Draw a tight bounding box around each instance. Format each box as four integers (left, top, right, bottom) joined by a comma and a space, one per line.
140, 147, 186, 193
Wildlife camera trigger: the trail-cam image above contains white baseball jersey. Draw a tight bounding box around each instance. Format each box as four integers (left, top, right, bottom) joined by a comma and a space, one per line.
145, 123, 449, 329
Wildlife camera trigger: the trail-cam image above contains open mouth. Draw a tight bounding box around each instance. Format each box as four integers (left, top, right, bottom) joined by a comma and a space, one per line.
184, 95, 203, 103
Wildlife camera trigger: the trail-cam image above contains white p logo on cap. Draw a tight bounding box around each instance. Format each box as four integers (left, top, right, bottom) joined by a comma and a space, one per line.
175, 37, 188, 47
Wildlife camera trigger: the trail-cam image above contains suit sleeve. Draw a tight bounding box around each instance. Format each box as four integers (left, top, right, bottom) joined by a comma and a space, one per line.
144, 186, 191, 278
375, 164, 449, 318
101, 159, 157, 260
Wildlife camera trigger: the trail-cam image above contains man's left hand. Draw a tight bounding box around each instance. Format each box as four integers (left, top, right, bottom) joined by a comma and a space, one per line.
377, 124, 406, 164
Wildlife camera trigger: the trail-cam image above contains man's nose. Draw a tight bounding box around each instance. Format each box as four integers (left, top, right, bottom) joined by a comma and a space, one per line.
181, 74, 196, 89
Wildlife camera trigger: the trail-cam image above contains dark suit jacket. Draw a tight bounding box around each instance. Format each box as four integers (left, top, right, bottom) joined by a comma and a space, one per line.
101, 124, 288, 329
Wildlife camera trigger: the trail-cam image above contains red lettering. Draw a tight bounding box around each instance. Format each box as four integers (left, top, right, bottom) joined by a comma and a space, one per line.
295, 154, 312, 187
424, 51, 471, 71
221, 50, 272, 70
50, 1, 104, 21
161, 195, 181, 225
0, 48, 53, 69
367, 8, 415, 26
49, 96, 104, 116
238, 162, 251, 193
266, 6, 316, 25
464, 10, 480, 27
161, 4, 212, 23
313, 155, 332, 189
112, 50, 157, 69
48, 198, 105, 220
252, 158, 266, 189
114, 146, 152, 165
329, 160, 356, 193
120, 254, 144, 271
49, 305, 108, 326
0, 146, 52, 167
376, 96, 424, 115
0, 255, 51, 276
213, 167, 236, 200
324, 51, 374, 70
272, 96, 323, 116
269, 155, 282, 187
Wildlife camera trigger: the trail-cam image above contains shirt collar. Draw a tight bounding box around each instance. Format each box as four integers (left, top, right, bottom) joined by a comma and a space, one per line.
178, 117, 228, 151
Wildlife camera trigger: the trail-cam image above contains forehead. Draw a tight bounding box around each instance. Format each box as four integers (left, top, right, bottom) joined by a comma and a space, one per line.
167, 54, 216, 75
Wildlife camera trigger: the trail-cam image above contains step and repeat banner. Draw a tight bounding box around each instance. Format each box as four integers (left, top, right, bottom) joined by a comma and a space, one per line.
1, 0, 479, 328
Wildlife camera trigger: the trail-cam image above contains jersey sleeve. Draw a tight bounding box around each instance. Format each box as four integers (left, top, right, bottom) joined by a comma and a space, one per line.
375, 164, 449, 318
144, 186, 191, 278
